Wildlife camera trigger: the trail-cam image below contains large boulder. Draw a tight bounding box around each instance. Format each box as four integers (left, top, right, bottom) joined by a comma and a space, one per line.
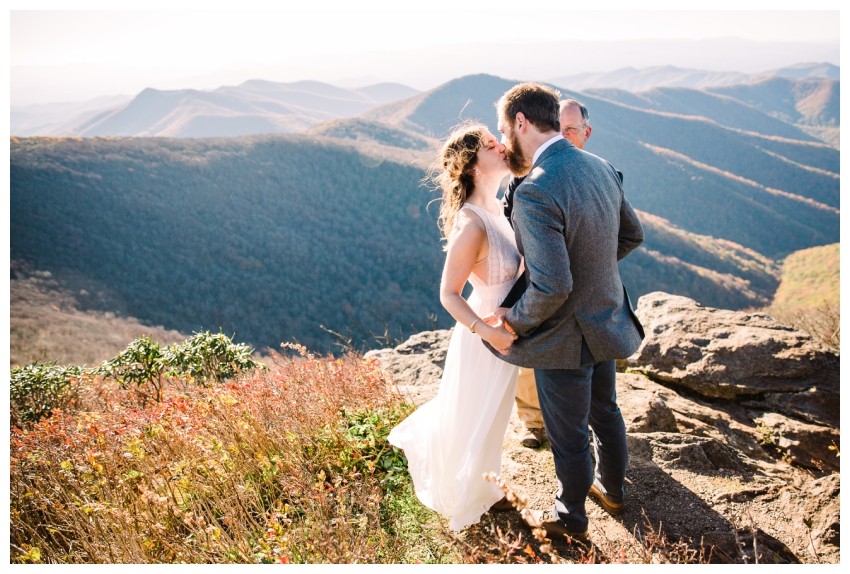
365, 329, 451, 405
629, 292, 839, 428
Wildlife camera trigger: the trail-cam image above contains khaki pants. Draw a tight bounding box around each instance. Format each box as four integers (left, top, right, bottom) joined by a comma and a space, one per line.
515, 368, 544, 429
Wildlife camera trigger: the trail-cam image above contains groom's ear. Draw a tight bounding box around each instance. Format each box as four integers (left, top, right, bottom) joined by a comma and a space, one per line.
515, 112, 527, 133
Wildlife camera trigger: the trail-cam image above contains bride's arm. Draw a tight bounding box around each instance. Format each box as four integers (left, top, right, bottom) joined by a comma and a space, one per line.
439, 211, 516, 351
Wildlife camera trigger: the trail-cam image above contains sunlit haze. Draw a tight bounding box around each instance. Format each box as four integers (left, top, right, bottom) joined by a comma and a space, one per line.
7, 2, 843, 105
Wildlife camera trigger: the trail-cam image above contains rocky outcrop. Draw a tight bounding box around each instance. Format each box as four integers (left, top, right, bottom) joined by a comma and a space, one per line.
628, 292, 839, 427
368, 292, 840, 563
365, 329, 451, 406
628, 292, 840, 472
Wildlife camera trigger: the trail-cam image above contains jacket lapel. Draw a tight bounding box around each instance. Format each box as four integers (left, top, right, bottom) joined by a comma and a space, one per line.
530, 138, 570, 170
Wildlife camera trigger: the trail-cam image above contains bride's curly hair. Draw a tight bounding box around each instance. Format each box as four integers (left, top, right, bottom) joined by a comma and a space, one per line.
427, 121, 488, 246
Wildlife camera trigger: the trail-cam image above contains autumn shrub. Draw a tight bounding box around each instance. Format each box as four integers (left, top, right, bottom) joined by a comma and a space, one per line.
9, 348, 428, 564
93, 332, 265, 407
163, 330, 264, 385
9, 362, 84, 426
96, 335, 167, 404
770, 302, 840, 353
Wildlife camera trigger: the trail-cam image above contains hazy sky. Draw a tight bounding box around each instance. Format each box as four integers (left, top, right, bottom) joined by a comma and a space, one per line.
7, 1, 843, 106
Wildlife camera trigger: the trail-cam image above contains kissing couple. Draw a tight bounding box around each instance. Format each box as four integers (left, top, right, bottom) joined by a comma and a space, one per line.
389, 82, 645, 541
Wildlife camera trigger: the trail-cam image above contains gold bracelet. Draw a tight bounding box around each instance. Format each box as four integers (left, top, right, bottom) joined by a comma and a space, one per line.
469, 318, 481, 333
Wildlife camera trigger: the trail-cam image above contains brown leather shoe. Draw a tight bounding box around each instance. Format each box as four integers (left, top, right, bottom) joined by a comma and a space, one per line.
588, 481, 624, 516
523, 510, 588, 541
520, 427, 547, 448
489, 496, 515, 512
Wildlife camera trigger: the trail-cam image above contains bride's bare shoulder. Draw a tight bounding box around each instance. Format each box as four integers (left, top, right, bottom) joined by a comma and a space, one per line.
453, 207, 486, 234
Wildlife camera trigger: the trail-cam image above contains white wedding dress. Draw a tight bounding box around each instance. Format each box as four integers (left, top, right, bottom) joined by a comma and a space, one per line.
388, 203, 522, 531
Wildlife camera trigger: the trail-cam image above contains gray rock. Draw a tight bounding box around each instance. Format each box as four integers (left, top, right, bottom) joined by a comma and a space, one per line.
616, 377, 679, 433
365, 328, 452, 405
618, 373, 773, 464
629, 292, 839, 427
633, 431, 757, 473
752, 412, 840, 472
775, 472, 841, 553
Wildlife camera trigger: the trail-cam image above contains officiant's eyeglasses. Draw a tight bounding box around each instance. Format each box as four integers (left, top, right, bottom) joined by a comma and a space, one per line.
562, 125, 587, 136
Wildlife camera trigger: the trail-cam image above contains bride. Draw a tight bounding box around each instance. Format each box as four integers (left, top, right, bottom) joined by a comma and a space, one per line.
388, 122, 523, 531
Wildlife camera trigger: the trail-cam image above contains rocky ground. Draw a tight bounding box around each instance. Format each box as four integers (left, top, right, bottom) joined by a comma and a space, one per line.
368, 293, 840, 564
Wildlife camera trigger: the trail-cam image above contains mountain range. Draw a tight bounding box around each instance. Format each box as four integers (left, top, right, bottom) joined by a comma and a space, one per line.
10, 63, 838, 143
11, 81, 420, 138
360, 74, 838, 256
9, 67, 840, 354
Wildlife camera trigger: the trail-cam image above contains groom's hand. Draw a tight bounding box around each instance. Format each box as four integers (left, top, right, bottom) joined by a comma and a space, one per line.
482, 307, 509, 326
481, 308, 517, 354
491, 325, 516, 355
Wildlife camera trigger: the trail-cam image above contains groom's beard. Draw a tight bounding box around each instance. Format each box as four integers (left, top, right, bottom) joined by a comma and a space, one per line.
506, 131, 532, 177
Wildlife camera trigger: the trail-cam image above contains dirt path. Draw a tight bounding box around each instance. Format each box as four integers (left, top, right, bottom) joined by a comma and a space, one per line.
392, 372, 837, 564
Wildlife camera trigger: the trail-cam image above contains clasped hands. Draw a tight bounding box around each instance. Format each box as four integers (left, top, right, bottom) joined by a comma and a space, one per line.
482, 307, 516, 355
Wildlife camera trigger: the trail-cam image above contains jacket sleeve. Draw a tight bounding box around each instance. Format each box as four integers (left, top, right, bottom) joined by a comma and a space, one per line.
505, 182, 572, 336
617, 192, 643, 261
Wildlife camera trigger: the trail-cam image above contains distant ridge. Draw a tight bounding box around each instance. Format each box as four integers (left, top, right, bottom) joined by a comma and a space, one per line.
10, 95, 132, 136
17, 80, 421, 138
551, 65, 750, 92
549, 62, 839, 92
11, 63, 837, 138
355, 82, 421, 103
709, 77, 839, 126
307, 118, 437, 152
754, 62, 840, 81
586, 75, 839, 148
583, 87, 817, 141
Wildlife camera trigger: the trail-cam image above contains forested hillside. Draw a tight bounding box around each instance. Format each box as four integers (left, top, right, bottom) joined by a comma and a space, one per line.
7, 132, 787, 356
772, 243, 840, 312
10, 261, 186, 367
768, 243, 840, 350
11, 135, 447, 353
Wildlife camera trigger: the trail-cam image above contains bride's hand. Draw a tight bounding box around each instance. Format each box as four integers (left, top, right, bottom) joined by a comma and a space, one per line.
481, 323, 517, 355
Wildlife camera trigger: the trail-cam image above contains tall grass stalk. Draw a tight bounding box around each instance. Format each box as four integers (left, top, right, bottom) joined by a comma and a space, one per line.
11, 347, 420, 563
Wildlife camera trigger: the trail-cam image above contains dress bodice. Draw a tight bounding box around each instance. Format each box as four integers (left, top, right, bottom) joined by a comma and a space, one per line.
460, 203, 522, 297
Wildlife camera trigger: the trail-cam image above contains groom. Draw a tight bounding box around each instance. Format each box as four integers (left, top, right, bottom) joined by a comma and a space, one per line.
485, 82, 644, 539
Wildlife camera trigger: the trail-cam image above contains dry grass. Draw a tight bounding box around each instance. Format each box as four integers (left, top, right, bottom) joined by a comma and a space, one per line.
10, 347, 424, 563
11, 345, 720, 564
767, 243, 839, 351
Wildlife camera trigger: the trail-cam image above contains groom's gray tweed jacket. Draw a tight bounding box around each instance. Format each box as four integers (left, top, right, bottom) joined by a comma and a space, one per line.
502, 138, 645, 370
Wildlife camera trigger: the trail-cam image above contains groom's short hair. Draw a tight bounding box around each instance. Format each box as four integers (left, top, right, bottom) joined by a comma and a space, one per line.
498, 83, 561, 133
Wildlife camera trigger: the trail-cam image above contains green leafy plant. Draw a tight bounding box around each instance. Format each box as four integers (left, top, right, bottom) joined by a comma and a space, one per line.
340, 405, 412, 492
94, 332, 264, 405
96, 335, 166, 404
10, 362, 83, 425
163, 331, 265, 385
